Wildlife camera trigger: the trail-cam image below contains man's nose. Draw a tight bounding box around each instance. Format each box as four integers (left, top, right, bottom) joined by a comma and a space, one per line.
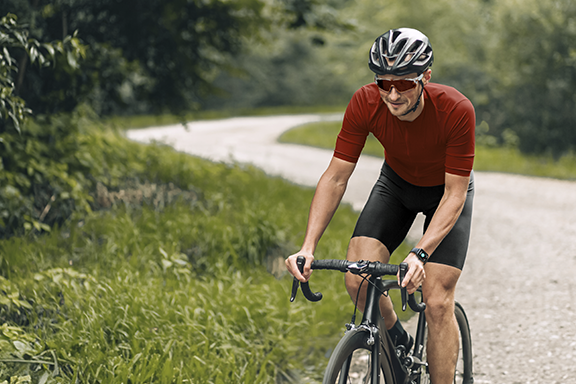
388, 87, 401, 100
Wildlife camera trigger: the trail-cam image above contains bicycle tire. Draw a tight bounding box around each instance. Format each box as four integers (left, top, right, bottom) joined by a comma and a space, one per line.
454, 302, 473, 384
416, 302, 473, 384
323, 327, 394, 384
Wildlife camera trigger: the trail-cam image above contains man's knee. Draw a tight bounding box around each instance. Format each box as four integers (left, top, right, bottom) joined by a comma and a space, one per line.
344, 272, 357, 290
421, 263, 461, 325
424, 295, 455, 325
345, 272, 365, 302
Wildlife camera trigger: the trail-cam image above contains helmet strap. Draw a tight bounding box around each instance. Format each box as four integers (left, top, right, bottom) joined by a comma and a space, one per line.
401, 80, 425, 117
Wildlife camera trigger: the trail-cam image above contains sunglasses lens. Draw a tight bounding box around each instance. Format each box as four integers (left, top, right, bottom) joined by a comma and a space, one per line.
376, 79, 417, 92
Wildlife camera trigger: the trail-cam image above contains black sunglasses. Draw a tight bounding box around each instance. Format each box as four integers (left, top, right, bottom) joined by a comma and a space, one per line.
374, 74, 423, 93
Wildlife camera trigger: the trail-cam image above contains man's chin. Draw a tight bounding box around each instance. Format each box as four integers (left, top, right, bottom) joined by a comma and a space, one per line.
387, 104, 408, 116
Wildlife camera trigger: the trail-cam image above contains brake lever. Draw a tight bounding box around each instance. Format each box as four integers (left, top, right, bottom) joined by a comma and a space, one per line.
289, 256, 307, 302
290, 256, 322, 302
290, 275, 299, 302
399, 262, 408, 311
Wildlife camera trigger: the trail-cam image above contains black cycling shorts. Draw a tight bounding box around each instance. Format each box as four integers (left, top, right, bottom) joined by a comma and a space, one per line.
351, 162, 474, 270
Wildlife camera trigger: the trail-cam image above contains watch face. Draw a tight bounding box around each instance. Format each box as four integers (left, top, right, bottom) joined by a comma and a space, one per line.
413, 248, 428, 262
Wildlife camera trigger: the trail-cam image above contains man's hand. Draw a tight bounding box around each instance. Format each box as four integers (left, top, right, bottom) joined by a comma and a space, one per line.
399, 253, 426, 294
285, 251, 314, 282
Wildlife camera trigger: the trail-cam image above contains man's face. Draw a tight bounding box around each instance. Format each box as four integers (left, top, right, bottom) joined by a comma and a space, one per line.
375, 70, 431, 120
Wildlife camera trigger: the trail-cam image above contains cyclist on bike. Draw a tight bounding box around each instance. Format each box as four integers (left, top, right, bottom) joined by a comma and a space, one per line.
286, 27, 475, 384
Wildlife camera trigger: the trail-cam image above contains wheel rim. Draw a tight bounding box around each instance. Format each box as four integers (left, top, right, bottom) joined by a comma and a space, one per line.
336, 348, 385, 384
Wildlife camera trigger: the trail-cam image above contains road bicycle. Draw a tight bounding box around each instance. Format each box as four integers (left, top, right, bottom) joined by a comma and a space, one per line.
290, 256, 473, 384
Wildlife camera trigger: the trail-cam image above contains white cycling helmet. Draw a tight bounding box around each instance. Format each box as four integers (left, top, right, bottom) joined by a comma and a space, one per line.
369, 28, 434, 76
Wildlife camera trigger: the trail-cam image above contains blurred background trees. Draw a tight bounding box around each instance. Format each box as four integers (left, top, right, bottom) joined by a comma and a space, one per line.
0, 0, 353, 117
3, 0, 575, 157
1, 0, 575, 160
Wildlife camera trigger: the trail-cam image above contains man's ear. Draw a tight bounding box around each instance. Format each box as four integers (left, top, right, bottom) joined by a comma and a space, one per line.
423, 69, 432, 84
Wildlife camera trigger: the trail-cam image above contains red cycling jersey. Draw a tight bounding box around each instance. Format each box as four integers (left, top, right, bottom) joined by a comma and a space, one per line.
334, 82, 475, 187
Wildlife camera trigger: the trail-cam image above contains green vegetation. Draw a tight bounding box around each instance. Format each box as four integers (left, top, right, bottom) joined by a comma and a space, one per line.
4, 0, 576, 156
106, 105, 345, 130
3, 0, 576, 381
0, 0, 351, 118
279, 121, 576, 180
0, 125, 410, 383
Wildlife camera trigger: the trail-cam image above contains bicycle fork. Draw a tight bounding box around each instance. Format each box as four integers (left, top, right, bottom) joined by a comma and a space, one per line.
338, 324, 382, 382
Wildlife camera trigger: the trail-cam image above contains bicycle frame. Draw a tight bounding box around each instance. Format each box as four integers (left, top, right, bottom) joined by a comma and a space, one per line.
290, 257, 473, 384
358, 275, 387, 383
381, 279, 428, 381
342, 276, 413, 384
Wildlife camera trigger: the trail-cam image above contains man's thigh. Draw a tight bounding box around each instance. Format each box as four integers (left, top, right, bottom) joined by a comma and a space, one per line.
346, 236, 391, 263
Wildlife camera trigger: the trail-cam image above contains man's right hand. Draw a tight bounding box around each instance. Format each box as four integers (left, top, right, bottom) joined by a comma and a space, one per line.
285, 251, 314, 282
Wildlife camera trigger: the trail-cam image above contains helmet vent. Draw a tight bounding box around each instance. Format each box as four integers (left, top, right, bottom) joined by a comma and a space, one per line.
391, 30, 403, 42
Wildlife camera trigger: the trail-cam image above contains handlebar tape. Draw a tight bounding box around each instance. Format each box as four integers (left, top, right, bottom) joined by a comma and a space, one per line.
297, 256, 323, 302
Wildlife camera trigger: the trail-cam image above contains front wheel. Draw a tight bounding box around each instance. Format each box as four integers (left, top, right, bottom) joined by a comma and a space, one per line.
416, 302, 474, 384
323, 327, 396, 384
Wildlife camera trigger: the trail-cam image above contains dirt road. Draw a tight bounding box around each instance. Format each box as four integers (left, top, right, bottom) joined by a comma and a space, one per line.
127, 114, 576, 384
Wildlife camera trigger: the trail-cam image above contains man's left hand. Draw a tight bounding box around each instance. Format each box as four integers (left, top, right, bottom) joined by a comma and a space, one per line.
399, 253, 426, 294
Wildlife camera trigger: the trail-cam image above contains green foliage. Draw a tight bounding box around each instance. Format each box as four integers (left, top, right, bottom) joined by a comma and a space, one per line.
0, 130, 378, 382
484, 0, 576, 156
0, 107, 94, 238
0, 15, 30, 134
201, 32, 354, 110
0, 0, 352, 116
0, 13, 87, 238
0, 0, 269, 115
4, 1, 576, 156
0, 13, 83, 132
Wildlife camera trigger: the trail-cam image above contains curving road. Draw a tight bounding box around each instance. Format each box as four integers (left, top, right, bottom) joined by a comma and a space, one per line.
127, 114, 576, 384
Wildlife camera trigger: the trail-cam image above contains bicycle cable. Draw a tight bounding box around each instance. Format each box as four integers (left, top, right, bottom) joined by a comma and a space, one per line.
349, 275, 367, 327
366, 274, 388, 297
348, 273, 388, 327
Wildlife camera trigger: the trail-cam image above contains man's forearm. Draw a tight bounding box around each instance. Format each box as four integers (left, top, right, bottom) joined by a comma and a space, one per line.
301, 172, 348, 254
416, 173, 470, 255
416, 193, 466, 255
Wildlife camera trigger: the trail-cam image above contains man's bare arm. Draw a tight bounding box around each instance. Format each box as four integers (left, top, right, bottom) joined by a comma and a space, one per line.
285, 157, 356, 282
402, 172, 470, 293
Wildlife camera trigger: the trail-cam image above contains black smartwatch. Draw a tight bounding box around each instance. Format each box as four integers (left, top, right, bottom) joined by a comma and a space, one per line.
411, 247, 429, 265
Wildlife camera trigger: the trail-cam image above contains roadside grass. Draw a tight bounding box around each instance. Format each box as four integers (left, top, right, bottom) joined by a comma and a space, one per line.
0, 127, 410, 383
279, 121, 576, 180
107, 105, 345, 130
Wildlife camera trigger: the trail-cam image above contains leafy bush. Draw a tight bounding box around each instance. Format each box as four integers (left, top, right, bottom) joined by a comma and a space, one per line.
0, 107, 104, 238
0, 130, 373, 382
0, 104, 193, 238
0, 12, 86, 238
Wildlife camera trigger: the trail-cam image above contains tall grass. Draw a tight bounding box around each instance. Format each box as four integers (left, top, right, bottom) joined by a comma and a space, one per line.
0, 128, 411, 383
279, 121, 576, 180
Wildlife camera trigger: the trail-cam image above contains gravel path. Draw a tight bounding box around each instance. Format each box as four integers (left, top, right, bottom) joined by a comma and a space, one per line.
127, 114, 576, 383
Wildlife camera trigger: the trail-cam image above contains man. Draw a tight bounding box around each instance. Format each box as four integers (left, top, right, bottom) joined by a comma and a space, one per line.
285, 28, 475, 384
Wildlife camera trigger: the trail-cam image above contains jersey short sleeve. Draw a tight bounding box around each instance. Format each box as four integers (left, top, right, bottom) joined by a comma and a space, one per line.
444, 98, 475, 177
333, 86, 374, 163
